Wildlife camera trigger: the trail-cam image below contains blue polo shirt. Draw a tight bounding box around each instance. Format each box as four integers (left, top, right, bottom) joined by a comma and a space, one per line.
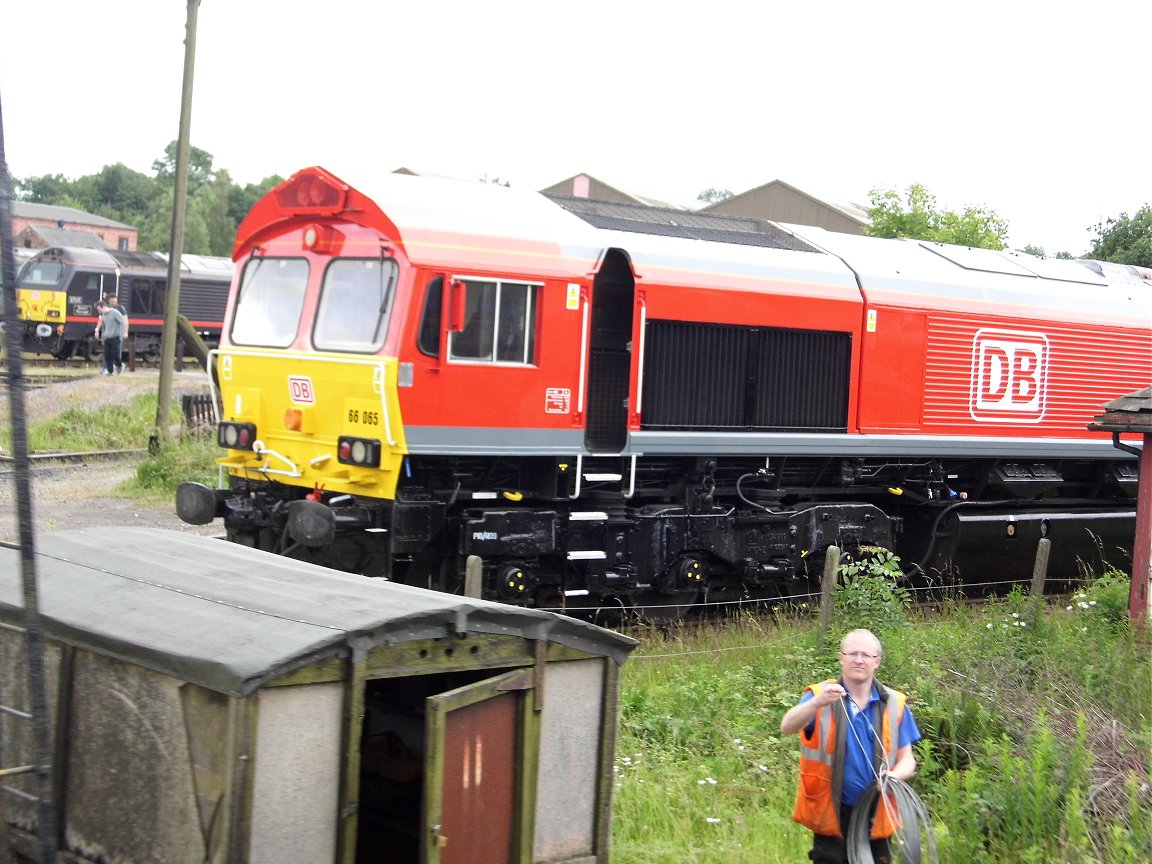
800, 684, 921, 806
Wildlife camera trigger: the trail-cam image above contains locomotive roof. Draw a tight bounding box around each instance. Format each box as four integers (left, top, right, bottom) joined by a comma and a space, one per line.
0, 528, 637, 697
29, 246, 233, 280
781, 225, 1152, 327
269, 169, 859, 289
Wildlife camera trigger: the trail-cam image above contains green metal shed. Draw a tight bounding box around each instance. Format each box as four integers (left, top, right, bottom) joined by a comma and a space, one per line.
0, 528, 637, 863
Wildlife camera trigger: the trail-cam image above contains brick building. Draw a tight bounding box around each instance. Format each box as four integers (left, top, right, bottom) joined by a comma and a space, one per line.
11, 201, 137, 251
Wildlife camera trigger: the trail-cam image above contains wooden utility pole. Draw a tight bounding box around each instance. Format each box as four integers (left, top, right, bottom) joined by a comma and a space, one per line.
1088, 387, 1152, 628
152, 0, 201, 451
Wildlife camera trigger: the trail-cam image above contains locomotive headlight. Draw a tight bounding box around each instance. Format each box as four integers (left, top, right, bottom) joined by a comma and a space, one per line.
218, 421, 257, 450
337, 435, 381, 467
303, 226, 318, 248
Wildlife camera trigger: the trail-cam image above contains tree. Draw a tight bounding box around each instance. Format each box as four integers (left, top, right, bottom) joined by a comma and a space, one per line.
15, 173, 75, 203
152, 140, 216, 193
227, 175, 283, 226
1088, 205, 1152, 267
697, 187, 733, 204
867, 184, 1009, 250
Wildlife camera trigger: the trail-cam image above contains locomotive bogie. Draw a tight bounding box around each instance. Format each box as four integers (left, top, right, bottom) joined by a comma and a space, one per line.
176, 167, 1150, 613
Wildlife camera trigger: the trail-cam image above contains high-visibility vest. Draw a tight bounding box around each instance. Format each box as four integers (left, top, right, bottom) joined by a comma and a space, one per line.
791, 679, 906, 839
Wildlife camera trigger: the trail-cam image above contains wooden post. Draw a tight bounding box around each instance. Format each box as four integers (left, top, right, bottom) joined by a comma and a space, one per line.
1030, 537, 1051, 597
1029, 537, 1051, 626
818, 545, 840, 640
464, 555, 483, 599
1131, 434, 1151, 628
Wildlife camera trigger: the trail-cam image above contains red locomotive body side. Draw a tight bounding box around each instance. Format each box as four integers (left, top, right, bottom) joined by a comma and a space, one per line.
395, 272, 592, 437
182, 167, 1149, 614
792, 227, 1152, 446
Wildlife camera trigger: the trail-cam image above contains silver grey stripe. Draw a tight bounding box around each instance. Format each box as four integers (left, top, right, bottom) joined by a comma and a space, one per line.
625, 431, 1131, 459
404, 426, 585, 454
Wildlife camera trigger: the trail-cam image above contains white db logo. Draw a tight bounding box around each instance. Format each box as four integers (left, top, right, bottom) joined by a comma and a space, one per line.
970, 329, 1049, 423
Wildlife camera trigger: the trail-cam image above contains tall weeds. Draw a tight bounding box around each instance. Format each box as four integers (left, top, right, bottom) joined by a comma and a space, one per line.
613, 571, 1151, 863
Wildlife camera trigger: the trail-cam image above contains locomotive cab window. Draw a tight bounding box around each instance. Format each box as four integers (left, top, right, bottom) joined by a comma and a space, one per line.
23, 260, 64, 286
449, 278, 538, 364
230, 257, 309, 348
313, 258, 398, 353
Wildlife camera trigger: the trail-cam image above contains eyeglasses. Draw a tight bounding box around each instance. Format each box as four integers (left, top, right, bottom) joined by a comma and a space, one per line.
840, 651, 879, 660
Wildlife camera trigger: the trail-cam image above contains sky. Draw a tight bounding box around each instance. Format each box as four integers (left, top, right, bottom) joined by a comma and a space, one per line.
2, 1, 1148, 256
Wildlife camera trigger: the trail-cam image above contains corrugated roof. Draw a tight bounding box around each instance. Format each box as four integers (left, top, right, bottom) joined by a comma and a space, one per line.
546, 194, 821, 251
701, 179, 871, 227
21, 226, 108, 248
0, 528, 637, 696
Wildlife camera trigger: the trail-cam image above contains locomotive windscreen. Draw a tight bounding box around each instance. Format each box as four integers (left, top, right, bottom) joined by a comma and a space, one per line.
547, 196, 820, 251
642, 320, 851, 431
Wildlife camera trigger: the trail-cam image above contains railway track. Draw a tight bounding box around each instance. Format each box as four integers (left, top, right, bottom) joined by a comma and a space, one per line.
0, 448, 145, 468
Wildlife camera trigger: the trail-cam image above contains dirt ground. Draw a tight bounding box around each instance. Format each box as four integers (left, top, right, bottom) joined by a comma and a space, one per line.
0, 368, 224, 543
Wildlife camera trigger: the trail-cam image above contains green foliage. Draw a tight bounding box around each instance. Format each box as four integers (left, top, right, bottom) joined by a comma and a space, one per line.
129, 435, 219, 498
7, 392, 172, 452
615, 594, 1150, 863
834, 546, 912, 630
0, 393, 218, 500
15, 143, 284, 258
151, 140, 218, 192
697, 187, 734, 204
1089, 204, 1152, 267
866, 184, 1009, 249
1067, 567, 1132, 632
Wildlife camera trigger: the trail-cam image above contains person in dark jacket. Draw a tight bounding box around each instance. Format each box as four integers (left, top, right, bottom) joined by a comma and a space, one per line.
94, 295, 128, 375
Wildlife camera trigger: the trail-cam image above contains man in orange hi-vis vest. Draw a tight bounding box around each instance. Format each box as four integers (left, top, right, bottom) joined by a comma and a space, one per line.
780, 629, 921, 863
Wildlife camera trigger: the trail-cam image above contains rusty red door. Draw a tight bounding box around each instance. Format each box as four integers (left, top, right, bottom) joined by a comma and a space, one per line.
423, 669, 533, 864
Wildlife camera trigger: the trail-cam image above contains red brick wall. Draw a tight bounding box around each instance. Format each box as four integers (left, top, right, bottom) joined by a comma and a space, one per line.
12, 216, 137, 251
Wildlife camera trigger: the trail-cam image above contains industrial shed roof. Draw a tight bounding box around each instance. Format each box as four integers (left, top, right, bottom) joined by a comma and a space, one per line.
0, 528, 637, 697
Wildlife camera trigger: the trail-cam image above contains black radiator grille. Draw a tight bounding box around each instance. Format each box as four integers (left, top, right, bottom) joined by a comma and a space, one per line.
642, 320, 850, 432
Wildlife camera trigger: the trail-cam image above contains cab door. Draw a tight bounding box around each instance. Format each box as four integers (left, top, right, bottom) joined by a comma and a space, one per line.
423, 668, 536, 864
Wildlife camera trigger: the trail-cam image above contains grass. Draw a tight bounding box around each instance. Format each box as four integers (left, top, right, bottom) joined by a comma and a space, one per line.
0, 391, 220, 501
613, 587, 1151, 864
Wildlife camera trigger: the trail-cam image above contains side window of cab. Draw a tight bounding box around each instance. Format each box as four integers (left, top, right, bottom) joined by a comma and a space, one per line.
418, 274, 538, 364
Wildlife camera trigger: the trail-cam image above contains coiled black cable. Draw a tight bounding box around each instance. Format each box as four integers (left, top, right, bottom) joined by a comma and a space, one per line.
847, 775, 937, 864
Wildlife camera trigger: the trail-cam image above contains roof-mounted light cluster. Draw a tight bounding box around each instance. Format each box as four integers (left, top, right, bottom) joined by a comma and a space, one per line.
277, 171, 347, 215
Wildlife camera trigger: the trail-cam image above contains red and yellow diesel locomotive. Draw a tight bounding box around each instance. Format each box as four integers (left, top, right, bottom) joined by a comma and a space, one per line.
176, 166, 1151, 612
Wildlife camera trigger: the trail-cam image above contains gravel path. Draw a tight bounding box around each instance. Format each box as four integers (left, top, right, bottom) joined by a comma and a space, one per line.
0, 369, 223, 542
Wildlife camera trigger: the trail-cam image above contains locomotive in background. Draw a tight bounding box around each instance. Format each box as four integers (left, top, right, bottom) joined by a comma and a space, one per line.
176, 167, 1151, 614
13, 246, 232, 360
